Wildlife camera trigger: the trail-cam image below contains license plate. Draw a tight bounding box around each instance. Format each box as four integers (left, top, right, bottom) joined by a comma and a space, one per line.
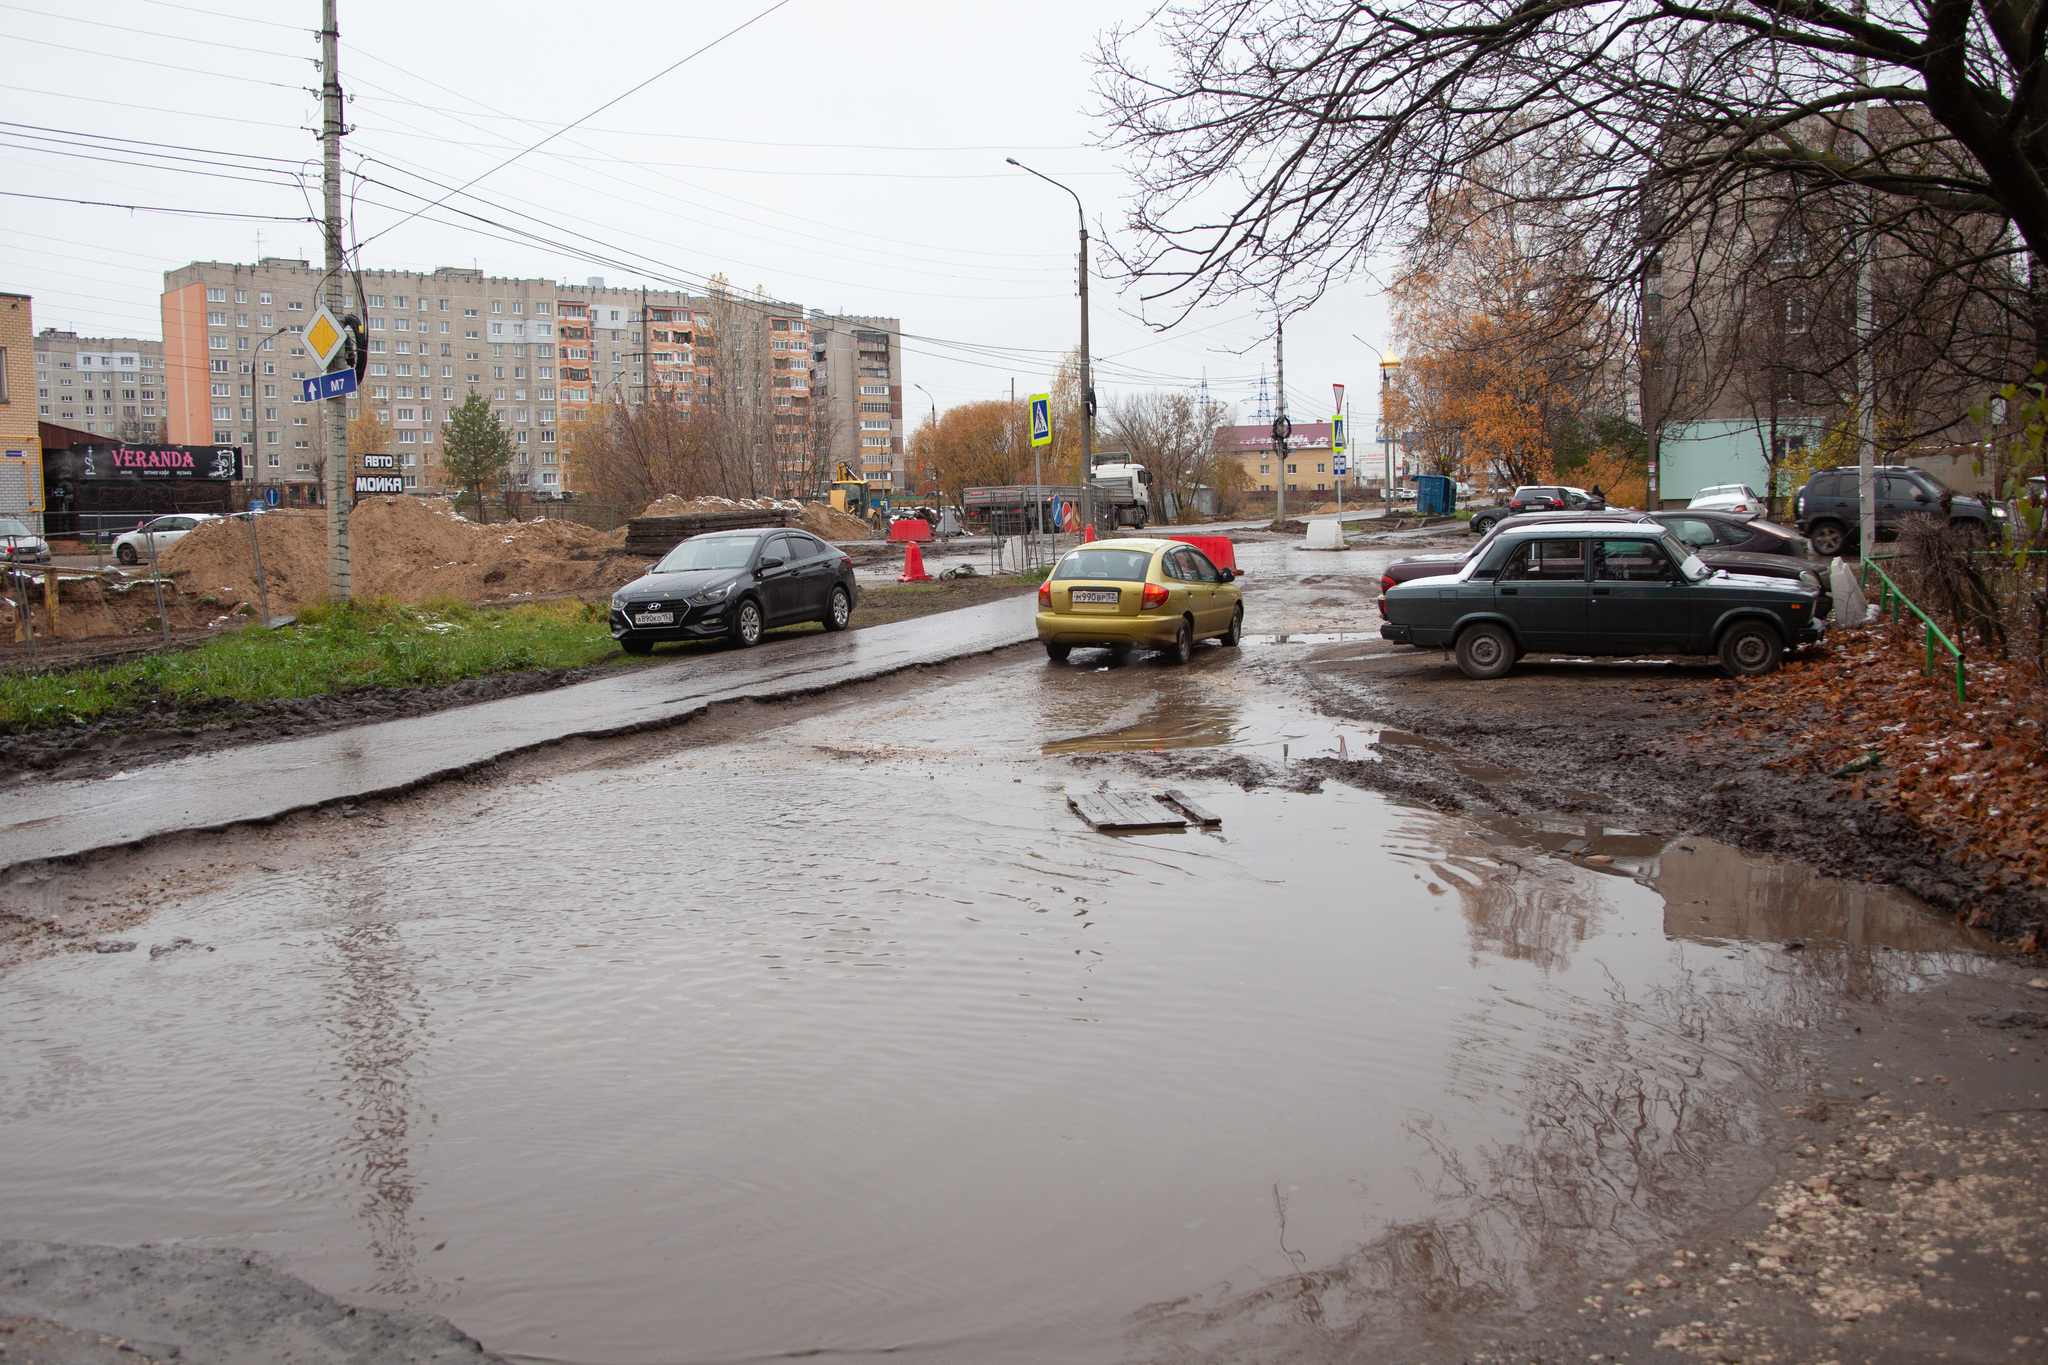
1071, 589, 1119, 604
632, 611, 675, 626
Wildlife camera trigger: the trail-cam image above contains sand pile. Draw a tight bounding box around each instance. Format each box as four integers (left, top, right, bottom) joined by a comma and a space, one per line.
161, 498, 641, 612
631, 493, 874, 542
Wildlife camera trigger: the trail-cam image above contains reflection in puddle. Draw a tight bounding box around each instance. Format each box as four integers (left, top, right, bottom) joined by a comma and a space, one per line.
1653, 837, 1990, 955
1042, 689, 1372, 764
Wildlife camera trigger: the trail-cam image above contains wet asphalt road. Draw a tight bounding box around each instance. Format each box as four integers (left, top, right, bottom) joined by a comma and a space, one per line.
0, 533, 1995, 1365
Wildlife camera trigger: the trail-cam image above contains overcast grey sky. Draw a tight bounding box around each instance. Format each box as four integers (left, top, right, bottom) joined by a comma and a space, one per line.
5, 0, 1392, 430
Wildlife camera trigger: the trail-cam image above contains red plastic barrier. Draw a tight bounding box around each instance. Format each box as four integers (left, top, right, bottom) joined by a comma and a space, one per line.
1170, 534, 1239, 573
887, 518, 932, 542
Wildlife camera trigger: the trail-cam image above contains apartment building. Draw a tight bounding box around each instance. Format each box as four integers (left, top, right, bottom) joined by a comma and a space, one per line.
32, 330, 167, 443
1, 294, 44, 526
1217, 421, 1335, 493
807, 312, 904, 494
161, 261, 860, 506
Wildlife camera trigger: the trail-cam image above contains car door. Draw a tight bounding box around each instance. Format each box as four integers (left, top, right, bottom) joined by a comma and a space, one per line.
784, 533, 832, 615
1161, 547, 1212, 628
756, 534, 804, 622
1493, 537, 1588, 650
1588, 537, 1687, 655
145, 517, 189, 557
1658, 515, 1719, 552
1180, 546, 1231, 632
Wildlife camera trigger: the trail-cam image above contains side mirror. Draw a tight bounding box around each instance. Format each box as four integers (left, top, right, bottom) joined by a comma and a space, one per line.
1915, 491, 1931, 503
759, 556, 785, 570
1218, 568, 1236, 582
646, 563, 659, 574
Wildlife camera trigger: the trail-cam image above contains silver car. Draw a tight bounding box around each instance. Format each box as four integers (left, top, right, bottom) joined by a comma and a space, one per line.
0, 518, 51, 565
113, 513, 218, 565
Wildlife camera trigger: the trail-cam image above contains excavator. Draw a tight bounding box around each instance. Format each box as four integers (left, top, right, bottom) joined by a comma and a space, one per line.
829, 462, 870, 516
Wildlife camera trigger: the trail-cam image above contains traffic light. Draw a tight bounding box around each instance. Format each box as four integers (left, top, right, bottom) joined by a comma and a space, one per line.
343, 314, 367, 384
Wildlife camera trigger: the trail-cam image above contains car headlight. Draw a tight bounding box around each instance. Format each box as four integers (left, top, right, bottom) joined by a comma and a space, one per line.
610, 589, 630, 608
1993, 506, 2010, 519
1799, 570, 1821, 590
687, 581, 735, 605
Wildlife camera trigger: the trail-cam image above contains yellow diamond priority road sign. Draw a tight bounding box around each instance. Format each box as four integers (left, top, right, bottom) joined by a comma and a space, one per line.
304, 305, 347, 367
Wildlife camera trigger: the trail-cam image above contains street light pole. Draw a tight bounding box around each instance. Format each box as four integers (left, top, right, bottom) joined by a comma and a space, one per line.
913, 382, 937, 502
1007, 157, 1093, 536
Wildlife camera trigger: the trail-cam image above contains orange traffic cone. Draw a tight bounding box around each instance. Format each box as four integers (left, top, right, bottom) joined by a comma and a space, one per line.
897, 539, 933, 583
1081, 524, 1096, 543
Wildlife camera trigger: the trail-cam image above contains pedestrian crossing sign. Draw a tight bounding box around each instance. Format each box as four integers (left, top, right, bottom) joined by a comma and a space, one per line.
1030, 393, 1051, 448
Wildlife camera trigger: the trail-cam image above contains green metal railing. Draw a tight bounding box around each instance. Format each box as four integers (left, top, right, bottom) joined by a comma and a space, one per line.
1861, 558, 1967, 703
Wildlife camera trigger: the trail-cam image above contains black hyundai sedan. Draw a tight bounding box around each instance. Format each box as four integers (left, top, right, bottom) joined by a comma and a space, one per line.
609, 528, 858, 655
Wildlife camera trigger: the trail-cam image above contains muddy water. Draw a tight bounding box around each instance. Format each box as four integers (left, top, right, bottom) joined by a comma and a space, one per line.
0, 561, 1991, 1365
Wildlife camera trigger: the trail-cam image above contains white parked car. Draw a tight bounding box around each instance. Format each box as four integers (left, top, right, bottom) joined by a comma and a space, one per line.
113, 513, 218, 565
1688, 483, 1765, 515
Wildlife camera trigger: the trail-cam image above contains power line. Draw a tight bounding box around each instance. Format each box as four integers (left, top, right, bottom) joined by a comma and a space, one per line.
0, 189, 313, 221
8, 30, 306, 89
0, 2, 309, 58
129, 0, 309, 31
356, 0, 796, 250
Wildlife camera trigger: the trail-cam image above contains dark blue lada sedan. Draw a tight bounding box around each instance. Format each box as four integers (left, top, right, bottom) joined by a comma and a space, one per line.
1378, 521, 1823, 679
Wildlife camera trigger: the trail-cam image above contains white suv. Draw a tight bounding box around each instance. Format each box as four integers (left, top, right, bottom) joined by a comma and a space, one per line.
1688, 483, 1764, 515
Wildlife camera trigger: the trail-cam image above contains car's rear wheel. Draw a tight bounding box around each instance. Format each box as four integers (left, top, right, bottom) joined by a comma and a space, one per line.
1807, 520, 1849, 556
729, 598, 763, 647
1220, 603, 1243, 647
1718, 620, 1782, 677
823, 585, 852, 631
1163, 618, 1194, 665
620, 638, 653, 656
1454, 622, 1515, 680
1044, 642, 1071, 662
1470, 513, 1499, 536
116, 542, 139, 565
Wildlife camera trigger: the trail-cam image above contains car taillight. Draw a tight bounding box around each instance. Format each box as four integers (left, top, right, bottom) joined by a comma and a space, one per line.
1381, 574, 1396, 591
1141, 582, 1169, 608
1037, 582, 1052, 607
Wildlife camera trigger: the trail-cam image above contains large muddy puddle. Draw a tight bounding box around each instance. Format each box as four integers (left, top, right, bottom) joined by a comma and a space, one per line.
0, 643, 1990, 1364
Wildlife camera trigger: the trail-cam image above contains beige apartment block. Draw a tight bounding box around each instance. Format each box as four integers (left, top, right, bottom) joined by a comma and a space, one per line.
806, 313, 903, 493
33, 330, 167, 443
1, 293, 46, 526
162, 261, 854, 506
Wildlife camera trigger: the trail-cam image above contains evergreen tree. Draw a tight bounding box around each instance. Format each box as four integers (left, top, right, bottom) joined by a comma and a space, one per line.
440, 391, 513, 525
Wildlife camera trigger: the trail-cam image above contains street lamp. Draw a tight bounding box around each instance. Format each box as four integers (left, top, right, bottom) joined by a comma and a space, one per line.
1006, 156, 1094, 533
913, 383, 938, 500
1353, 336, 1401, 509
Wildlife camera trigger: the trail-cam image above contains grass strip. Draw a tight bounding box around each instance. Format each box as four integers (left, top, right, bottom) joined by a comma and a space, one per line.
0, 597, 629, 731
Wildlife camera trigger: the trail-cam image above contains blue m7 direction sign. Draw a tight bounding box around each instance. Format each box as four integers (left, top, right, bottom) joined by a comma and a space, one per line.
301, 369, 358, 403
1030, 394, 1051, 447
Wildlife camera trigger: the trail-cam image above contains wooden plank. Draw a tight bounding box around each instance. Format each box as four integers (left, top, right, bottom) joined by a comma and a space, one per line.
1068, 792, 1186, 832
1161, 788, 1222, 827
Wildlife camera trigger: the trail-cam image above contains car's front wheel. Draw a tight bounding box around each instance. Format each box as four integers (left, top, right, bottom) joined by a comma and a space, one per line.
823, 585, 852, 631
1807, 520, 1849, 556
620, 638, 653, 656
729, 598, 763, 647
116, 542, 139, 565
1162, 618, 1194, 665
1454, 622, 1515, 679
1220, 603, 1243, 647
1470, 513, 1499, 536
1718, 620, 1782, 677
1044, 642, 1071, 662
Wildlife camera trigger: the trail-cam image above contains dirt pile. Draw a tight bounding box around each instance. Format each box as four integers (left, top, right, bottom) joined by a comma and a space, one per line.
634, 494, 873, 542
161, 499, 642, 611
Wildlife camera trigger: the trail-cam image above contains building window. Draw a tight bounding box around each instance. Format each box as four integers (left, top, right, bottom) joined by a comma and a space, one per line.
1780, 297, 1808, 334
206, 287, 226, 302
367, 294, 385, 308
267, 451, 281, 468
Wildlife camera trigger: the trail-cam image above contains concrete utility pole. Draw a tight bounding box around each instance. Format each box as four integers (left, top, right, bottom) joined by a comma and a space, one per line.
1007, 158, 1093, 534
1273, 319, 1290, 527
320, 0, 350, 599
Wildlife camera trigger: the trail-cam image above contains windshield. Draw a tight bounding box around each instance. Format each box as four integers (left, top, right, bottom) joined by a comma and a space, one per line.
1911, 470, 1952, 496
0, 520, 32, 538
1662, 533, 1711, 581
1054, 548, 1154, 582
655, 537, 758, 572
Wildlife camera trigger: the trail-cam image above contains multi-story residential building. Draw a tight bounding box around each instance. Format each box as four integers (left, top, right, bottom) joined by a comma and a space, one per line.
806, 312, 904, 495
162, 262, 873, 507
1, 293, 45, 527
32, 330, 168, 443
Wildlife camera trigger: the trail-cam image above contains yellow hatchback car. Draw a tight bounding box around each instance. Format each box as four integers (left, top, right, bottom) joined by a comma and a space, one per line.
1036, 537, 1244, 663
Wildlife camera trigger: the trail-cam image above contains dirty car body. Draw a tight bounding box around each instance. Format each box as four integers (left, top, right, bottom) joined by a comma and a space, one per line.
609, 528, 858, 654
1036, 537, 1243, 664
1379, 521, 1823, 679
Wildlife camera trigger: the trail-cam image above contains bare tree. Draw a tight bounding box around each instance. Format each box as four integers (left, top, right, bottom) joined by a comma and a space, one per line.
1102, 389, 1236, 519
